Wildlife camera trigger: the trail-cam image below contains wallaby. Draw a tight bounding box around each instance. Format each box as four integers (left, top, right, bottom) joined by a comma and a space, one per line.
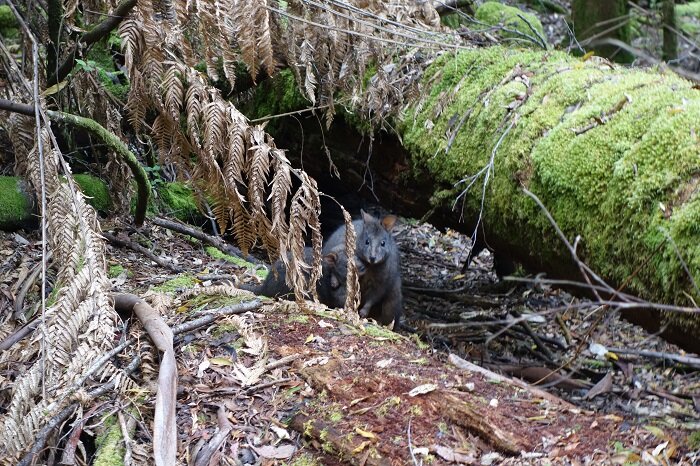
244, 246, 349, 308
323, 210, 402, 326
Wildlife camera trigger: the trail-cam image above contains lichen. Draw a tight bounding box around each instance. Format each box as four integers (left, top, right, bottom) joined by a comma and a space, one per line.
475, 2, 545, 45
398, 46, 700, 331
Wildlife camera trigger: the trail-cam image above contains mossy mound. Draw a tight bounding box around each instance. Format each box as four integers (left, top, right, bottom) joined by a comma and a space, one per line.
0, 5, 18, 39
0, 176, 35, 231
475, 2, 545, 45
74, 173, 112, 213
400, 46, 700, 330
157, 181, 204, 224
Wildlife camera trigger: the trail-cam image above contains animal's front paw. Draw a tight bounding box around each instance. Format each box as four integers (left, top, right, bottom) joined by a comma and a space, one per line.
358, 306, 370, 318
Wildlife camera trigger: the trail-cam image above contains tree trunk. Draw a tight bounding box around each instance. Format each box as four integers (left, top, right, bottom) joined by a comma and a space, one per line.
246, 46, 700, 352
571, 0, 633, 62
662, 0, 678, 62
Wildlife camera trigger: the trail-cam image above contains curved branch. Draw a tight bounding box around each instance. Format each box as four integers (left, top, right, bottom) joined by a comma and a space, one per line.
0, 98, 151, 226
46, 0, 137, 86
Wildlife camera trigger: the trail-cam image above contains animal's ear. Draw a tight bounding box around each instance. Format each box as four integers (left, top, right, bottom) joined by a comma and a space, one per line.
381, 215, 397, 232
361, 209, 374, 224
323, 252, 338, 266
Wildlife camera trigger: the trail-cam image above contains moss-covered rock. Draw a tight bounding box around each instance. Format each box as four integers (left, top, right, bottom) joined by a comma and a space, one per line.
74, 173, 112, 213
475, 2, 545, 45
157, 181, 203, 223
399, 46, 700, 333
0, 5, 18, 39
239, 69, 309, 131
0, 176, 35, 231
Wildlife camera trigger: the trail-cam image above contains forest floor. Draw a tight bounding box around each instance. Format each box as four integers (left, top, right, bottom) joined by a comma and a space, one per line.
3, 213, 699, 465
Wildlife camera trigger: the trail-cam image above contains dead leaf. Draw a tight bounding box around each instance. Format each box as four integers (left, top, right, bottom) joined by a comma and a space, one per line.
376, 358, 393, 368
584, 371, 613, 400
197, 358, 211, 377
251, 444, 296, 459
269, 425, 290, 440
209, 357, 234, 367
408, 383, 437, 397
354, 427, 376, 439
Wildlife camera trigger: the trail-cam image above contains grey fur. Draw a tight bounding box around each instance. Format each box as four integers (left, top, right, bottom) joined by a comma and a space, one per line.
323, 210, 402, 325
245, 246, 348, 308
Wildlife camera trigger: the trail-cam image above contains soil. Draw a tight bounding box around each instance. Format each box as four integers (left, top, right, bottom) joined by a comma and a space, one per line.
4, 211, 698, 464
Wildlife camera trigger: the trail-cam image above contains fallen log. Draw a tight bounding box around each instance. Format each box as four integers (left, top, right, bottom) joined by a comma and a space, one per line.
245, 46, 700, 352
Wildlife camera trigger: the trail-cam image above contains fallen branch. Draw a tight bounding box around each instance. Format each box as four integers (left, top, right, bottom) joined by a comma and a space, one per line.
17, 356, 142, 466
194, 405, 233, 466
113, 293, 176, 466
152, 216, 260, 264
608, 347, 700, 369
102, 231, 183, 273
46, 0, 137, 86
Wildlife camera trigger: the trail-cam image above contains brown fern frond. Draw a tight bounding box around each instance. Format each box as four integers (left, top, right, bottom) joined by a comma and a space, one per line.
341, 206, 360, 315
118, 18, 144, 75
125, 70, 148, 132
162, 64, 185, 120
247, 127, 272, 221
234, 0, 259, 81
255, 0, 275, 77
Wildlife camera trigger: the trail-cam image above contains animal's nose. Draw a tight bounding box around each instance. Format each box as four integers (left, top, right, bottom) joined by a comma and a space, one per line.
369, 256, 376, 263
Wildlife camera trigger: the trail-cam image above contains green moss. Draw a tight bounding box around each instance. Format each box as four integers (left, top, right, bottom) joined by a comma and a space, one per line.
328, 408, 343, 423
688, 430, 700, 451
152, 274, 198, 293
677, 2, 700, 17
205, 246, 259, 270
108, 264, 126, 278
74, 174, 112, 212
241, 69, 309, 126
286, 314, 310, 324
376, 396, 401, 416
475, 2, 545, 45
677, 2, 700, 37
281, 453, 321, 466
409, 334, 429, 350
441, 12, 468, 29
84, 40, 129, 101
157, 181, 202, 223
0, 176, 34, 229
362, 323, 402, 340
93, 414, 125, 466
0, 5, 18, 39
399, 46, 700, 331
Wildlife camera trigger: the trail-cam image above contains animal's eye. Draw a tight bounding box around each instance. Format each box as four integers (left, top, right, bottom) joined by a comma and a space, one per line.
380, 240, 385, 246
365, 239, 370, 245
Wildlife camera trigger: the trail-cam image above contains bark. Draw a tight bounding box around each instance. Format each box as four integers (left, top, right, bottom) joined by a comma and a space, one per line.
572, 0, 633, 62
248, 47, 700, 353
662, 0, 678, 62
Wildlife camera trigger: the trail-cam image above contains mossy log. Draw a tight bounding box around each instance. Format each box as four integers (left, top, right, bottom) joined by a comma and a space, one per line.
397, 47, 700, 345
248, 46, 700, 351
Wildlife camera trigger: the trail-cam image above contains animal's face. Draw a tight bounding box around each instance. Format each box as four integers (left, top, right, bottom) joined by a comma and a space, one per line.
323, 249, 348, 307
357, 210, 396, 266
